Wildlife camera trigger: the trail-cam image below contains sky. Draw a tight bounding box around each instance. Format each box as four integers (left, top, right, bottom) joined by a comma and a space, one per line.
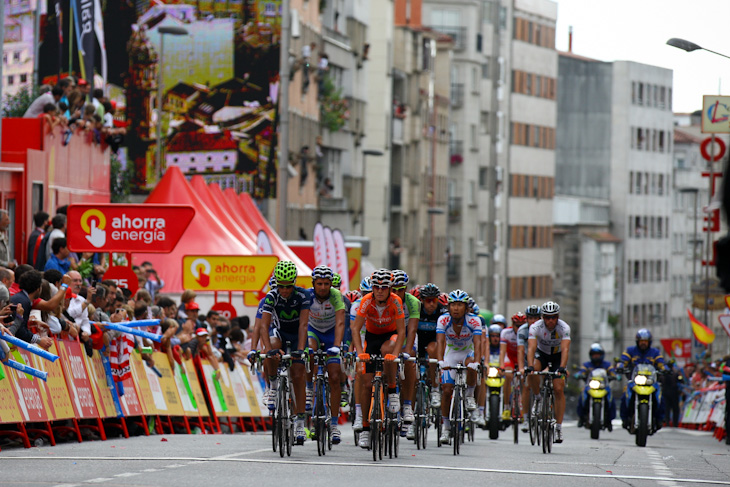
554, 0, 730, 114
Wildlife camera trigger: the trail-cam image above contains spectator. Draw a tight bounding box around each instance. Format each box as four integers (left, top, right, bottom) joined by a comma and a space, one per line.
184, 301, 201, 329
141, 262, 164, 300
9, 270, 52, 349
42, 214, 67, 266
58, 78, 75, 107
0, 210, 16, 269
23, 86, 62, 118
89, 284, 110, 322
9, 264, 33, 296
77, 78, 90, 100
45, 238, 72, 273
67, 270, 92, 354
27, 211, 49, 268
157, 296, 177, 319
64, 90, 85, 124
178, 290, 196, 321
92, 88, 105, 118
102, 101, 115, 128
319, 177, 334, 197
0, 268, 14, 291
41, 103, 63, 134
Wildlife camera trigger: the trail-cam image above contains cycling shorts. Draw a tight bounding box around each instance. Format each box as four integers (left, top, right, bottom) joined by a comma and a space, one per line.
270, 327, 299, 353
534, 350, 562, 373
363, 330, 397, 373
307, 326, 341, 365
441, 350, 474, 385
416, 329, 437, 358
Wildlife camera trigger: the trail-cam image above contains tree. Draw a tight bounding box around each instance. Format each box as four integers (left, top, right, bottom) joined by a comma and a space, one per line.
2, 85, 38, 117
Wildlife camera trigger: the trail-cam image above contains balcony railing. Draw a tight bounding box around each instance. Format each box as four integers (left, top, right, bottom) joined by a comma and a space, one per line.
450, 140, 464, 165
451, 83, 464, 108
448, 196, 462, 222
323, 26, 351, 47
429, 26, 467, 51
447, 254, 462, 280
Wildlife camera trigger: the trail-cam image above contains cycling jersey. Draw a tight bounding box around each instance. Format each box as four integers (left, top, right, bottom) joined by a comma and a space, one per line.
356, 293, 404, 334
307, 288, 345, 332
500, 326, 521, 365
402, 293, 421, 322
437, 314, 482, 354
528, 319, 571, 355
261, 287, 311, 336
516, 323, 530, 348
255, 296, 266, 320
417, 303, 447, 332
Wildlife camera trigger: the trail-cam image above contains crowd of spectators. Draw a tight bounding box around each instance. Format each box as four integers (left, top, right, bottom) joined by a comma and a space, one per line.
23, 76, 126, 151
0, 206, 253, 380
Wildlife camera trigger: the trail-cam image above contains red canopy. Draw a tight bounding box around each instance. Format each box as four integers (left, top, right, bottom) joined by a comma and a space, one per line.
132, 166, 310, 293
133, 167, 256, 292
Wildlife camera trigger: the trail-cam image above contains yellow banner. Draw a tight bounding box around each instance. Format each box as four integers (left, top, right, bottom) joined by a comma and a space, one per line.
129, 352, 159, 416
84, 351, 118, 418
184, 359, 209, 417
152, 352, 185, 417
34, 343, 75, 420
183, 255, 279, 291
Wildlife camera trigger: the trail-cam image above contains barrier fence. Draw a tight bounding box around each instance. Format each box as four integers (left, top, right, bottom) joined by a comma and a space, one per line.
678, 381, 728, 443
0, 336, 270, 451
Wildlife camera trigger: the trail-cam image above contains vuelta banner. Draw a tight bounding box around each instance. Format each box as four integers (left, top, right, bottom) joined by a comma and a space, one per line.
18, 344, 75, 421
71, 0, 94, 82
56, 339, 99, 419
312, 223, 326, 267
323, 226, 336, 269
66, 204, 195, 253
332, 229, 349, 291
182, 255, 278, 291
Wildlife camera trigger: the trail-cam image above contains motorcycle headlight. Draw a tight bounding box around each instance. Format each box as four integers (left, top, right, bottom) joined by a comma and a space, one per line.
634, 375, 647, 385
488, 367, 500, 378
588, 379, 602, 389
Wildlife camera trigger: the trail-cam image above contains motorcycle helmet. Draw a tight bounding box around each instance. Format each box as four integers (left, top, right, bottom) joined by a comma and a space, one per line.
589, 343, 605, 365
635, 328, 652, 347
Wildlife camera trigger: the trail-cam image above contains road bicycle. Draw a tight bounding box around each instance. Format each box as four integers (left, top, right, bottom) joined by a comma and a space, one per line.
408, 356, 438, 450
509, 371, 524, 444
265, 344, 297, 458
446, 363, 469, 455
311, 347, 332, 456
529, 370, 561, 454
358, 355, 400, 461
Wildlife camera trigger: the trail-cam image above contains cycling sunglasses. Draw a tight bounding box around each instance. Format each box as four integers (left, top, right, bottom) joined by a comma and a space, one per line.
372, 285, 391, 290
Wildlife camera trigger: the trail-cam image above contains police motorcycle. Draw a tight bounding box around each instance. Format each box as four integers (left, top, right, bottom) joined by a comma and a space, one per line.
575, 367, 616, 440
621, 363, 660, 447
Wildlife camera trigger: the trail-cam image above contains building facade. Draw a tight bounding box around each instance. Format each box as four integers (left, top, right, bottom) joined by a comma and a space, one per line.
2, 0, 34, 98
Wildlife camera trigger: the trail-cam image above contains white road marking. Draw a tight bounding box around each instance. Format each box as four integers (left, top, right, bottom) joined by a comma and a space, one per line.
84, 479, 113, 484
646, 448, 679, 487
5, 456, 729, 485
114, 472, 141, 478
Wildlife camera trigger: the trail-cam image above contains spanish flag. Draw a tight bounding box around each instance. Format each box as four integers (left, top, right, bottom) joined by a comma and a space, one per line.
687, 308, 715, 345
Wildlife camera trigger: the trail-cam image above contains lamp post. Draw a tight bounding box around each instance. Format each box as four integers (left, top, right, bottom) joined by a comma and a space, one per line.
155, 26, 188, 185
680, 187, 700, 340
667, 38, 729, 339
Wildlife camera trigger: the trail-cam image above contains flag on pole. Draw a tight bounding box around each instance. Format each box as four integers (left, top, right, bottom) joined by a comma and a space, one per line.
93, 0, 107, 87
687, 308, 715, 345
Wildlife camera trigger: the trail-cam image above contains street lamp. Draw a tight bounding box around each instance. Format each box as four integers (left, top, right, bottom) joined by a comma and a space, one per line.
666, 38, 730, 60
155, 26, 189, 185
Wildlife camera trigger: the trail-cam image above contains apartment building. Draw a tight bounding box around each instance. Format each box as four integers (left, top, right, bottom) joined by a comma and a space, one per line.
2, 0, 34, 97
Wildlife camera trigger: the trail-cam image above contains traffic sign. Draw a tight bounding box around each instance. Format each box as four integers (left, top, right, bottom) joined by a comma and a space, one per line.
67, 204, 195, 253
701, 95, 730, 133
182, 255, 278, 291
700, 136, 726, 162
210, 302, 237, 320
718, 314, 730, 338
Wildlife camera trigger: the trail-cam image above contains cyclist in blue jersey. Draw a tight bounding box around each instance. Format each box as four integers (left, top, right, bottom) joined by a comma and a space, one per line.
416, 283, 446, 408
259, 261, 311, 444
306, 265, 346, 444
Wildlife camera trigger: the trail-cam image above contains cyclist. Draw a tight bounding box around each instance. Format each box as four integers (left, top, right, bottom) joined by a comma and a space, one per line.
519, 304, 541, 432
575, 343, 616, 428
248, 276, 276, 404
259, 261, 311, 444
491, 313, 507, 329
436, 289, 482, 444
306, 265, 346, 444
416, 283, 447, 409
342, 289, 361, 412
351, 269, 406, 449
616, 329, 666, 431
499, 312, 525, 421
351, 277, 372, 434
392, 269, 420, 428
525, 301, 570, 444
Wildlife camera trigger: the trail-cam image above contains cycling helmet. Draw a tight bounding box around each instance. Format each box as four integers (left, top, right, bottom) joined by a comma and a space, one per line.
370, 268, 393, 287
636, 328, 652, 346
525, 304, 541, 317
511, 312, 526, 325
420, 283, 441, 299
447, 289, 470, 303
359, 276, 372, 293
438, 293, 449, 306
344, 290, 361, 303
392, 270, 409, 287
274, 260, 298, 282
409, 286, 421, 300
589, 343, 605, 364
488, 324, 502, 336
311, 265, 334, 281
332, 272, 341, 287
491, 314, 506, 326
268, 275, 277, 290
471, 303, 481, 314
541, 301, 560, 316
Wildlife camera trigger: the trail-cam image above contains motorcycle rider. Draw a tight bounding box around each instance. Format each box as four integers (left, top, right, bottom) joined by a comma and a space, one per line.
575, 343, 616, 428
616, 328, 666, 430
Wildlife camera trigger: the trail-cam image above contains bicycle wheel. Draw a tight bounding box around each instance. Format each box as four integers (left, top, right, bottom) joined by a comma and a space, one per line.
452, 387, 461, 455
414, 385, 423, 449
278, 386, 286, 457
512, 386, 521, 444
326, 381, 332, 451
272, 393, 278, 453
542, 390, 551, 454
393, 414, 400, 458
372, 382, 381, 461
436, 412, 443, 447
529, 394, 538, 446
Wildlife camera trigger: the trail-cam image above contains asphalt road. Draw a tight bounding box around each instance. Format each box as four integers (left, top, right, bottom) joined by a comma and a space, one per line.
0, 420, 728, 487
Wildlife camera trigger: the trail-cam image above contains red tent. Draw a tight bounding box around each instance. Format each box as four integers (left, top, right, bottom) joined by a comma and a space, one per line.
133, 167, 256, 292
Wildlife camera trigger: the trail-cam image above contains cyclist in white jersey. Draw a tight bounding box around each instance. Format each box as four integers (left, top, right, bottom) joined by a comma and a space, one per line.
306, 265, 346, 444
436, 289, 482, 444
525, 301, 570, 443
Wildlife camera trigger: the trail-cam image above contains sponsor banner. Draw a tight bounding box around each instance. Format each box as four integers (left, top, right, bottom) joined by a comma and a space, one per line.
201, 361, 228, 417
84, 350, 119, 418
0, 361, 23, 423
7, 353, 49, 422
119, 373, 144, 417
233, 363, 264, 417
184, 359, 209, 417
323, 226, 335, 269
172, 362, 198, 417
660, 338, 692, 360
332, 229, 349, 292
21, 343, 75, 421
312, 223, 326, 267
182, 255, 278, 291
103, 266, 139, 296
211, 302, 237, 320
56, 340, 99, 419
129, 352, 160, 416
67, 204, 195, 253
151, 352, 185, 417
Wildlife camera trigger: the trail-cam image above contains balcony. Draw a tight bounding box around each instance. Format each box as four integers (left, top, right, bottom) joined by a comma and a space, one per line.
323, 26, 351, 48
451, 83, 464, 109
391, 185, 402, 207
429, 26, 467, 51
448, 196, 462, 223
450, 140, 464, 165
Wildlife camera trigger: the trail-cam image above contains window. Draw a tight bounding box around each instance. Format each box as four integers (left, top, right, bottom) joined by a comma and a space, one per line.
480, 111, 489, 134
482, 61, 489, 79
7, 75, 13, 86
479, 167, 488, 189
2, 53, 6, 65
13, 51, 20, 63
19, 73, 27, 84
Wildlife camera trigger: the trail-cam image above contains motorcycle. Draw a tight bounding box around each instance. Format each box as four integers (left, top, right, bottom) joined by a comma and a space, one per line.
577, 368, 615, 440
624, 364, 660, 447
485, 361, 506, 440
